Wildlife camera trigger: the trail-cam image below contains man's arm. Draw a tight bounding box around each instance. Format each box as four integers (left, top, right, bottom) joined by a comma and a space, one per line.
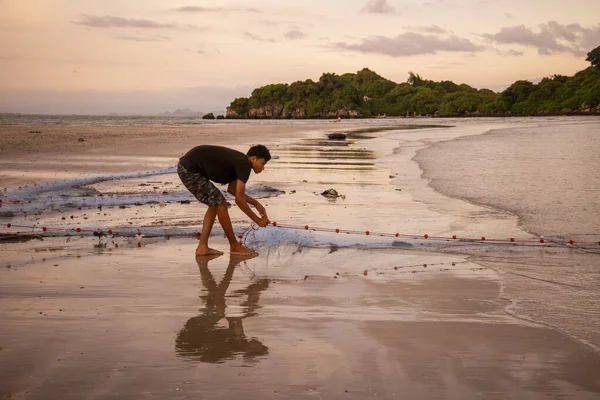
228, 180, 268, 226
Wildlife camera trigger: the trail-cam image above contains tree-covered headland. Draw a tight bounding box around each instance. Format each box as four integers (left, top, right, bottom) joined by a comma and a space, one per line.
227, 46, 600, 119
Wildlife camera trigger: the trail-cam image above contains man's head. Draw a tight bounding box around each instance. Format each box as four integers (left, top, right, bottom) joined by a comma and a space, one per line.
247, 144, 271, 174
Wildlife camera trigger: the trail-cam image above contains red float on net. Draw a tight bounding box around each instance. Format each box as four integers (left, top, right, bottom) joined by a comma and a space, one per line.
272, 221, 277, 227
452, 235, 457, 239
365, 231, 370, 235
42, 227, 47, 232
510, 238, 515, 242
76, 228, 81, 232
336, 228, 340, 233
481, 237, 486, 241
569, 240, 574, 245
540, 239, 545, 243
304, 225, 309, 230
395, 233, 399, 237
424, 234, 429, 239
7, 223, 11, 228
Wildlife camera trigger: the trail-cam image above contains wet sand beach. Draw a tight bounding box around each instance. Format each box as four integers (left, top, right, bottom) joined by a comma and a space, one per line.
1, 117, 600, 399
2, 238, 600, 399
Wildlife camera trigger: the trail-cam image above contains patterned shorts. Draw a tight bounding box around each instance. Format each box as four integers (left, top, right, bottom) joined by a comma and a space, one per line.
177, 162, 226, 207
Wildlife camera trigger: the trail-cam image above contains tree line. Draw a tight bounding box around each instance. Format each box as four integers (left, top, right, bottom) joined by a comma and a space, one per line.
227, 46, 600, 118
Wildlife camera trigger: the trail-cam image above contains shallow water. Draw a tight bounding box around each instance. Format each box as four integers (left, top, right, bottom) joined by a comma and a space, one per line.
415, 120, 600, 242
413, 117, 600, 351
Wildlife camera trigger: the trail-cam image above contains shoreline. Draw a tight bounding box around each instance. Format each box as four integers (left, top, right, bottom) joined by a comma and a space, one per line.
3, 111, 600, 120
407, 120, 600, 354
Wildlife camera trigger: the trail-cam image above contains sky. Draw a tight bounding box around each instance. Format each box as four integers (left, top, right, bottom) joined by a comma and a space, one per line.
1, 0, 599, 115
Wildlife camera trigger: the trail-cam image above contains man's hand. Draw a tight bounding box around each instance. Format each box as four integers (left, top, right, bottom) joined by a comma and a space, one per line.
256, 215, 269, 227
255, 201, 268, 219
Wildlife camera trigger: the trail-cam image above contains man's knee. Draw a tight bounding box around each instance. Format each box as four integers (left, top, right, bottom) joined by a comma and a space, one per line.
215, 200, 228, 209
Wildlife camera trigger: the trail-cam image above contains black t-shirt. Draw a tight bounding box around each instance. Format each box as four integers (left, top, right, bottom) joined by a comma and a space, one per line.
179, 145, 252, 184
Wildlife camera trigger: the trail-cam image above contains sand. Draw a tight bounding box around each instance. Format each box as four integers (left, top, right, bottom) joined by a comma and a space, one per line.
1, 121, 599, 399
0, 122, 325, 188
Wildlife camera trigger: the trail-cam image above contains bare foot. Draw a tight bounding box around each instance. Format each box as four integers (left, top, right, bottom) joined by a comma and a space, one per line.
196, 245, 224, 256
230, 243, 258, 256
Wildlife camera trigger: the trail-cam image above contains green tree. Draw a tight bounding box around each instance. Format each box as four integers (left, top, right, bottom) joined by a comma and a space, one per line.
229, 97, 249, 115
407, 71, 424, 87
586, 46, 600, 69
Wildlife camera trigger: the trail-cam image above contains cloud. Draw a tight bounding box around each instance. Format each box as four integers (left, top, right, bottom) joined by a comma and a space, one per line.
414, 25, 447, 34
361, 0, 395, 14
175, 6, 260, 13
284, 28, 306, 40
483, 21, 600, 56
244, 32, 275, 43
332, 32, 484, 57
73, 14, 178, 29
115, 34, 171, 42
504, 49, 524, 56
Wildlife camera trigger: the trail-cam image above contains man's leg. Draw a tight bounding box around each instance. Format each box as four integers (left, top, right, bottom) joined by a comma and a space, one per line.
215, 201, 258, 256
196, 206, 224, 256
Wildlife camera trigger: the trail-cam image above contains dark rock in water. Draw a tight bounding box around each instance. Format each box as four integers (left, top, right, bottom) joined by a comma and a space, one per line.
392, 241, 413, 247
321, 188, 345, 199
216, 115, 225, 119
327, 132, 346, 140
202, 113, 215, 120
180, 200, 191, 204
78, 138, 85, 142
321, 188, 338, 197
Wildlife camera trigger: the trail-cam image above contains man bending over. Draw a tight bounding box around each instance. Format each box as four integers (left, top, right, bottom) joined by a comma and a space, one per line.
177, 144, 271, 256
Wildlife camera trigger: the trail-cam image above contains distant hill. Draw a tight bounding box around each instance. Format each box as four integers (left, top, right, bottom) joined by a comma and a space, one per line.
227, 47, 600, 119
156, 108, 205, 117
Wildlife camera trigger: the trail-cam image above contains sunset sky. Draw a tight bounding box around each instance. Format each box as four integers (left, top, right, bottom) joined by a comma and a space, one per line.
1, 0, 599, 114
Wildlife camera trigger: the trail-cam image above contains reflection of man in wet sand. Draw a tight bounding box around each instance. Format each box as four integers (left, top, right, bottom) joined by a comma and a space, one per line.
175, 255, 269, 364
177, 145, 271, 256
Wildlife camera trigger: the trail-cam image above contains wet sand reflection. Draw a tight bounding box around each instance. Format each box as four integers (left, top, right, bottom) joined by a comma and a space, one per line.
175, 254, 269, 364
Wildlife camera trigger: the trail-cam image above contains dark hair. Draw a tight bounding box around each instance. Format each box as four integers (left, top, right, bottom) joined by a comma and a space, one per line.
247, 144, 271, 161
